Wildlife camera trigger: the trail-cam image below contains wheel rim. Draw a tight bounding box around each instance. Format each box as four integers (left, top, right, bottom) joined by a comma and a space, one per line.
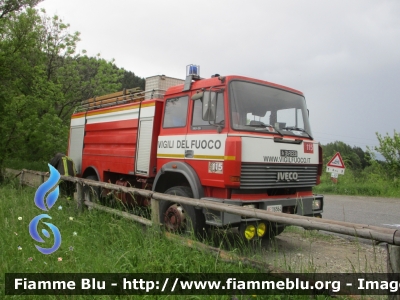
164, 204, 186, 231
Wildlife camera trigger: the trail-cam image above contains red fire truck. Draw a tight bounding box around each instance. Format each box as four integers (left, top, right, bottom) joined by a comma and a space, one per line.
68, 65, 323, 240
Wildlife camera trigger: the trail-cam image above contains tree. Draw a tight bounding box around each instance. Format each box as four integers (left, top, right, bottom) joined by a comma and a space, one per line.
120, 69, 145, 90
322, 141, 370, 170
0, 8, 123, 172
351, 145, 371, 169
0, 0, 41, 19
37, 11, 123, 122
373, 131, 400, 177
0, 8, 47, 167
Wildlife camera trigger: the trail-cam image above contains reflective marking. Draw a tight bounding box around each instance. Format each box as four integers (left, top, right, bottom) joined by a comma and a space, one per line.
157, 153, 185, 158
157, 154, 235, 160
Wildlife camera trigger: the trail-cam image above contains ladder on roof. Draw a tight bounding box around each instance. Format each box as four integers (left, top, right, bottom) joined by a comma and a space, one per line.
78, 87, 145, 112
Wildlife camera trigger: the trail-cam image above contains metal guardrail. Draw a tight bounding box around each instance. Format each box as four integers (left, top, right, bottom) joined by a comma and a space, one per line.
14, 168, 400, 280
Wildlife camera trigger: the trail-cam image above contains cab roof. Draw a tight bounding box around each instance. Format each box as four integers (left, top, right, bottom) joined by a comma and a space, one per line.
164, 75, 304, 97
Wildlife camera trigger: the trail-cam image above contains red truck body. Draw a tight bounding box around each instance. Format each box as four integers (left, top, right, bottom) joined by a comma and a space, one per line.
68, 66, 323, 240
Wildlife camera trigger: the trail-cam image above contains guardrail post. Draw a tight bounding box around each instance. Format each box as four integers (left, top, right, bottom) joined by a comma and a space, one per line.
19, 170, 25, 187
387, 244, 400, 300
75, 182, 85, 212
40, 174, 44, 184
151, 196, 160, 229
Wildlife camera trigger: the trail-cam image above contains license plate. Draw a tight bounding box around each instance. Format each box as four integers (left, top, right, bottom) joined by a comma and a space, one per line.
280, 150, 298, 157
267, 205, 282, 213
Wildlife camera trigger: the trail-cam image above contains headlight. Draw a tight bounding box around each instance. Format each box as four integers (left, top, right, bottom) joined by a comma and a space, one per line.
312, 200, 321, 210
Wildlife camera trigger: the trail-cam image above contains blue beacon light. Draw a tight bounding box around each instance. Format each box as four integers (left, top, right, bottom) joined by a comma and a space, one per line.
186, 64, 200, 77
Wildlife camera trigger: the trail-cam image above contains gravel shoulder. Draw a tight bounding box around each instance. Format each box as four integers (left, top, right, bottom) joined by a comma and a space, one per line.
262, 228, 387, 273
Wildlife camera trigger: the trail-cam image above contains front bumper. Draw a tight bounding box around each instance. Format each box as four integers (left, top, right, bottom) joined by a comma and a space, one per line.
201, 194, 324, 227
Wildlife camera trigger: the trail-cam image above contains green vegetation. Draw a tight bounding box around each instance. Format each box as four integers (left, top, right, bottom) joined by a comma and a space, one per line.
1, 182, 254, 276
0, 1, 144, 173
3, 158, 49, 172
314, 167, 400, 198
314, 137, 400, 198
372, 130, 400, 178
0, 179, 332, 299
0, 180, 247, 299
321, 141, 371, 170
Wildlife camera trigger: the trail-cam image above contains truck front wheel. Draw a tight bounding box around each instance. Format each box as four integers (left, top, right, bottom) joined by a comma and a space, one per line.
160, 186, 206, 238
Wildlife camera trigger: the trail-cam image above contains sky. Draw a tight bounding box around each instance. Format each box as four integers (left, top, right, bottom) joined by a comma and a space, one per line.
37, 0, 400, 151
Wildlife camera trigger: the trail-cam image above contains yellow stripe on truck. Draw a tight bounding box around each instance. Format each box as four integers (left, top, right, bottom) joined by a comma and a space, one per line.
157, 154, 185, 159
157, 154, 236, 160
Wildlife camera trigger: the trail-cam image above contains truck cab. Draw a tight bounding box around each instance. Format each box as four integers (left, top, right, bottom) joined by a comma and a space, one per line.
154, 66, 323, 240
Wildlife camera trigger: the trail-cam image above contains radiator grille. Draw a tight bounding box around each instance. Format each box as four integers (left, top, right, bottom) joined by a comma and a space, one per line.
240, 163, 318, 189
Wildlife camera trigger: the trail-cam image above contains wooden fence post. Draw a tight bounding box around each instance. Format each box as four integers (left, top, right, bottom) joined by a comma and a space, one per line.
151, 196, 160, 230
387, 243, 400, 300
19, 170, 25, 188
40, 174, 44, 185
75, 182, 85, 212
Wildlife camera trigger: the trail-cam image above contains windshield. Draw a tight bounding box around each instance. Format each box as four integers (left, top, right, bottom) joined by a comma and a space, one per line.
229, 80, 312, 138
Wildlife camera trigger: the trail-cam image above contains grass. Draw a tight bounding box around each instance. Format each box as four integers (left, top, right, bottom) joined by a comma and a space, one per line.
0, 163, 390, 299
0, 178, 331, 300
3, 158, 49, 172
284, 226, 334, 242
313, 169, 400, 198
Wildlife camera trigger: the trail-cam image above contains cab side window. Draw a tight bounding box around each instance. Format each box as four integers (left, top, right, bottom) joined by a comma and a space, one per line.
192, 92, 224, 128
163, 96, 189, 128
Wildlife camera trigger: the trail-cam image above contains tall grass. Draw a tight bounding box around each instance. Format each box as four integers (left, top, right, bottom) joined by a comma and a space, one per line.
1, 179, 325, 300
314, 166, 400, 198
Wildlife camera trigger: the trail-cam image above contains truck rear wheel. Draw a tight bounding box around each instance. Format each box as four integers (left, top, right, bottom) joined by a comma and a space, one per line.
160, 186, 206, 238
83, 175, 101, 204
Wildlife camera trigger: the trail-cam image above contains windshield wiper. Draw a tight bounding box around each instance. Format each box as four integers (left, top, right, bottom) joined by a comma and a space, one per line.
247, 122, 284, 136
247, 122, 271, 128
282, 126, 313, 140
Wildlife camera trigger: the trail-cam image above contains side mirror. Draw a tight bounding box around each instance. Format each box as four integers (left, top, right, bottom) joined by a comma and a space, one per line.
274, 122, 286, 130
191, 91, 204, 101
202, 91, 216, 121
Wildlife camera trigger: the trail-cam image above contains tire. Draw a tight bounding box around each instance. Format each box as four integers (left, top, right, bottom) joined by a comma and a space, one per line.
160, 186, 206, 237
83, 175, 101, 204
267, 222, 285, 238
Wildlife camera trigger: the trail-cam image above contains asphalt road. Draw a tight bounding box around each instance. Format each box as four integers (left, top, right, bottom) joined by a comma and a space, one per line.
321, 194, 400, 230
